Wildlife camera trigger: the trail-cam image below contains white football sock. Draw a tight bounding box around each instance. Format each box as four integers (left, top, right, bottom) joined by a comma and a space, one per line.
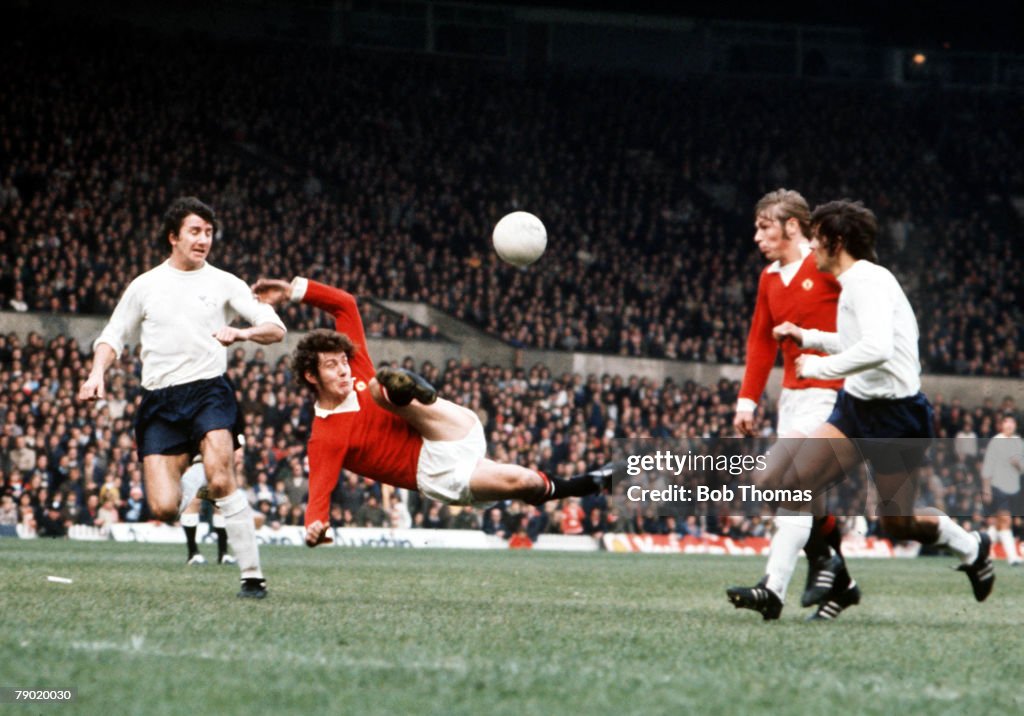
997, 528, 1020, 564
216, 490, 263, 580
180, 512, 200, 528
764, 512, 813, 600
933, 515, 979, 564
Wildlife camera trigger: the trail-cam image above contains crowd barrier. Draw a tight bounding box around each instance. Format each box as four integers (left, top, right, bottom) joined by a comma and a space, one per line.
601, 533, 925, 558
7, 523, 1021, 560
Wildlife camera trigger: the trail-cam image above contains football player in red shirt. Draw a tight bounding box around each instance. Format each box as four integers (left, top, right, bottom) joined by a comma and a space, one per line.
252, 277, 610, 548
727, 189, 858, 621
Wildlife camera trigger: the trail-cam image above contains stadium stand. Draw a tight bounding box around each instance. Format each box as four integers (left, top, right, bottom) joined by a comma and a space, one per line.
0, 11, 1022, 375
0, 8, 1021, 546
0, 332, 1019, 543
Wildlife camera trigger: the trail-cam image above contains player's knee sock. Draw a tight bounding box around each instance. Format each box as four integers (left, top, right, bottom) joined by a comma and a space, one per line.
932, 515, 979, 565
805, 514, 839, 560
212, 513, 229, 561
997, 528, 1020, 564
765, 512, 812, 600
532, 471, 597, 504
181, 512, 200, 558
215, 490, 263, 580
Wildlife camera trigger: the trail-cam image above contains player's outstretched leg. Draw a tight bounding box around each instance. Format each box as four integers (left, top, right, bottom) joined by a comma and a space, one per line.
881, 512, 994, 602
587, 462, 621, 492
957, 531, 995, 602
468, 460, 614, 504
726, 577, 783, 621
529, 462, 621, 504
376, 367, 437, 407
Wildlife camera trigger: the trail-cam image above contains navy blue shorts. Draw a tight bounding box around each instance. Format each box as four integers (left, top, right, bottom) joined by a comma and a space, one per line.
134, 375, 241, 460
991, 487, 1024, 516
825, 389, 935, 473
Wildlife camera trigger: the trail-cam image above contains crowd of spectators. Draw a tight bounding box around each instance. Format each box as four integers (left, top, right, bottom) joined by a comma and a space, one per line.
1, 12, 1022, 376
0, 13, 1021, 546
1, 332, 1020, 545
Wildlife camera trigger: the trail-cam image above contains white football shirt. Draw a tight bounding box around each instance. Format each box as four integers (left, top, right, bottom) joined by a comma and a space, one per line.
95, 261, 285, 389
799, 260, 921, 400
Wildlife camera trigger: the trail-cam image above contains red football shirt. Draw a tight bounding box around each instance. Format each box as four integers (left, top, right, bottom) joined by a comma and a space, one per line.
738, 253, 844, 405
302, 280, 423, 527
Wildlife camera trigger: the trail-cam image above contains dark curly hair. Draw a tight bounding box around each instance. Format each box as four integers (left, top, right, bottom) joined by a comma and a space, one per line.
810, 199, 878, 262
161, 196, 218, 249
292, 329, 357, 393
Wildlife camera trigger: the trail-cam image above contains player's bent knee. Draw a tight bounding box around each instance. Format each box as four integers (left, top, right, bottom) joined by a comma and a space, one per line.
204, 471, 234, 499
149, 500, 179, 523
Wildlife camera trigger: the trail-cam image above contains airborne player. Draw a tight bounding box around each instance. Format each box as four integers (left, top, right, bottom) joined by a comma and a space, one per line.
251, 276, 611, 547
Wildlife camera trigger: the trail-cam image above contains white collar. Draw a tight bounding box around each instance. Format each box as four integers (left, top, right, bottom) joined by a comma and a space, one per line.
766, 244, 811, 275
314, 390, 360, 418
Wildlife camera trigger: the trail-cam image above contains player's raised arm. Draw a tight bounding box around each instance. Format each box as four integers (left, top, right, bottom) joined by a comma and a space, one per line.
255, 276, 356, 315
251, 277, 293, 306
272, 277, 360, 320
255, 276, 369, 356
218, 276, 286, 346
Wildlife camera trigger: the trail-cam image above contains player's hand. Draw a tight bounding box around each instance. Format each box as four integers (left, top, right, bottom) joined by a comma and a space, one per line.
733, 410, 756, 437
795, 354, 809, 378
213, 326, 246, 346
772, 321, 804, 346
305, 520, 333, 547
77, 374, 105, 402
251, 278, 292, 305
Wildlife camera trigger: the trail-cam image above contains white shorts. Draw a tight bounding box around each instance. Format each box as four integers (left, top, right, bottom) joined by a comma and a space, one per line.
416, 419, 487, 505
777, 387, 838, 436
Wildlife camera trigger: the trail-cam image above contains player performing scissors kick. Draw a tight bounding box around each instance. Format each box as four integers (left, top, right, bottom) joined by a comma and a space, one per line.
251, 276, 613, 547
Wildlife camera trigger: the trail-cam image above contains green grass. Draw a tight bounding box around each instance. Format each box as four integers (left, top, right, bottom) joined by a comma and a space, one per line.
1, 540, 1021, 716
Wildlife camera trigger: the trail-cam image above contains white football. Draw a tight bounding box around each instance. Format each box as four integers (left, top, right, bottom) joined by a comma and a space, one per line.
492, 211, 547, 268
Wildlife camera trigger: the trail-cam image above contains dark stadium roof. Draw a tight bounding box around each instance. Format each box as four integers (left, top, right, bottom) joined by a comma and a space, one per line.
475, 0, 1024, 53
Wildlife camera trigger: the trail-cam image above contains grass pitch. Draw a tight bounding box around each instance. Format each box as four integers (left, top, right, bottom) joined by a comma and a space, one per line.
1, 540, 1021, 716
